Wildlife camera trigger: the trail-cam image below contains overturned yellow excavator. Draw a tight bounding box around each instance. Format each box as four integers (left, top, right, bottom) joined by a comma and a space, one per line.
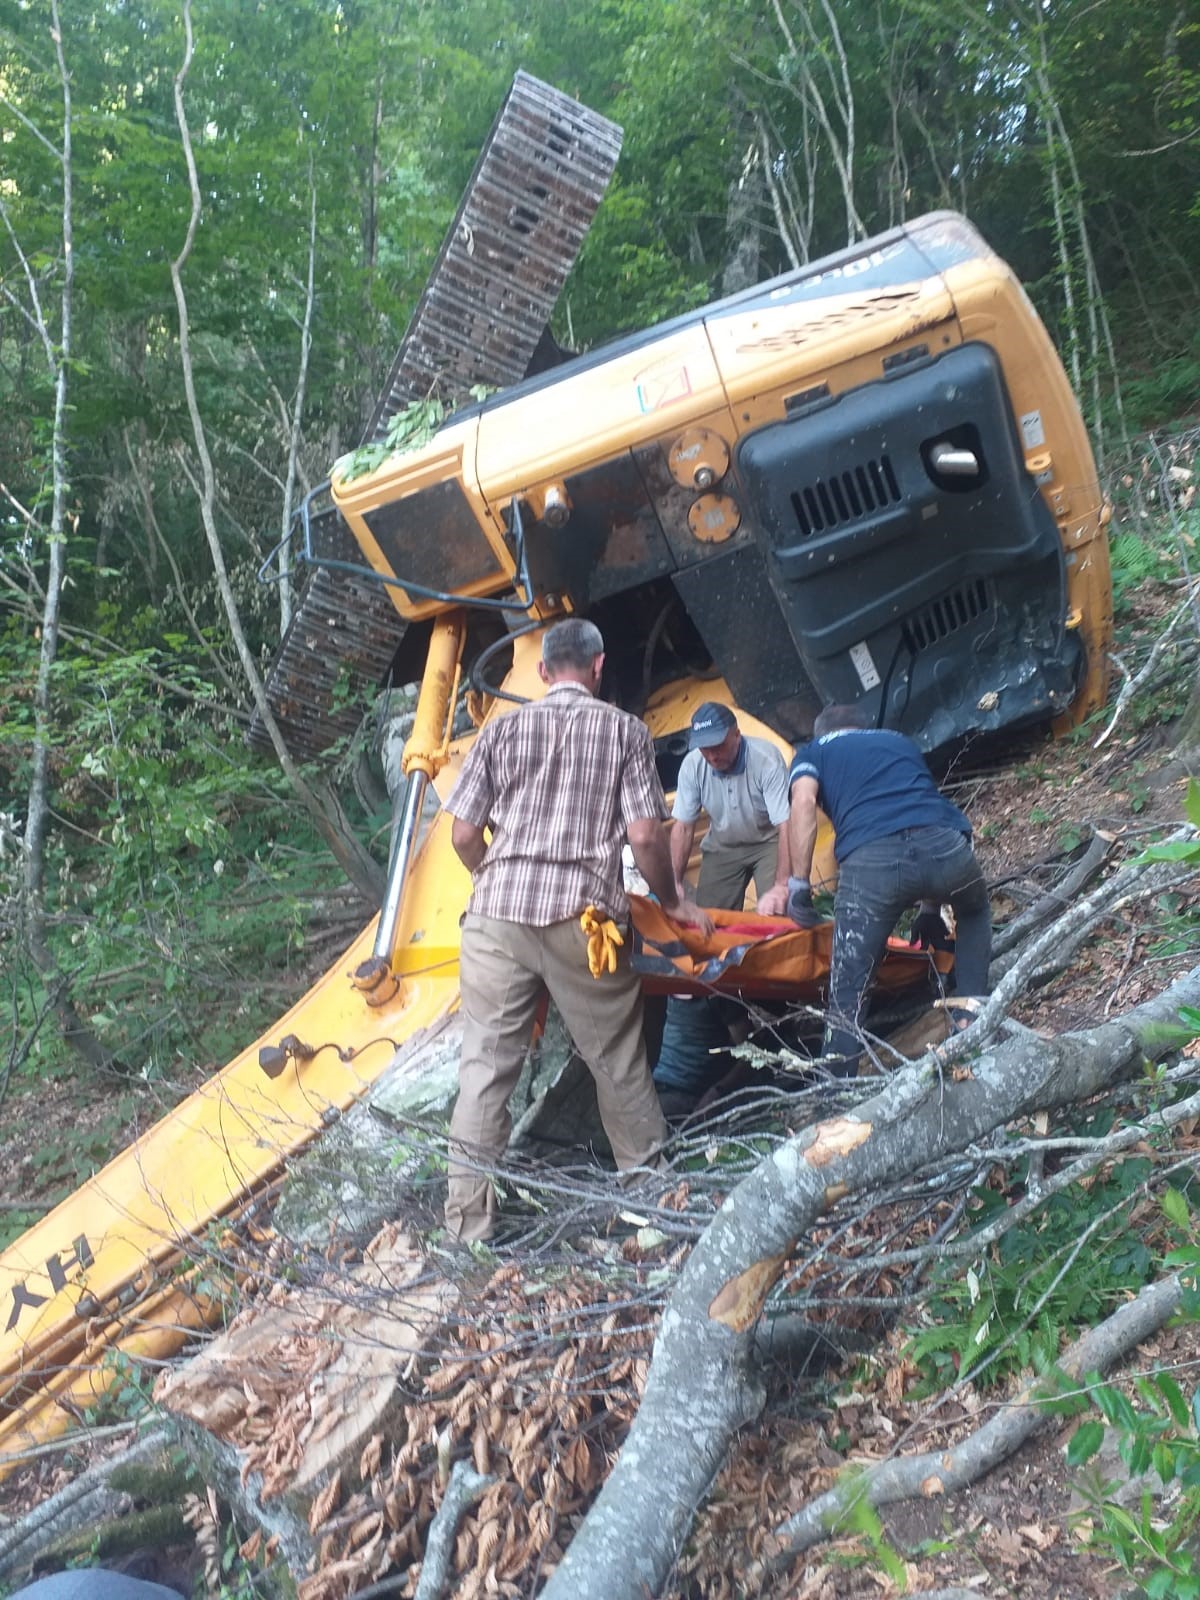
0, 72, 1110, 1475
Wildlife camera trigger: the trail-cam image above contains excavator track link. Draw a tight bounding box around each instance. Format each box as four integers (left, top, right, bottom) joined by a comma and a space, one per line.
367, 69, 622, 435
248, 501, 405, 761
250, 73, 622, 759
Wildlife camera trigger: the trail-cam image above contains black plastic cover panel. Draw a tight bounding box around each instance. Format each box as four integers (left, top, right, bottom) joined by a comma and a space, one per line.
363, 478, 504, 594
672, 546, 821, 742
736, 342, 1081, 748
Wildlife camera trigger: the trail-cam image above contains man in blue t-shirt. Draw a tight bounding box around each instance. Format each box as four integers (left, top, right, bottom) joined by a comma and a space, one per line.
772, 703, 991, 1070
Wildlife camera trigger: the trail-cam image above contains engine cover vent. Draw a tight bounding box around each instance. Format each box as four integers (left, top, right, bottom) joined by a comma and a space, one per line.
904, 578, 992, 652
789, 455, 900, 537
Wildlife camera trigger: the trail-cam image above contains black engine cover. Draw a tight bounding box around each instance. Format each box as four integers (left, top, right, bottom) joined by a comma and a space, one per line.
736, 342, 1081, 749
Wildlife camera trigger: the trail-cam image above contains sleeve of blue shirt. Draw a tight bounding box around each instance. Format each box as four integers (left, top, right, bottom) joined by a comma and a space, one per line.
788, 743, 820, 794
759, 744, 793, 826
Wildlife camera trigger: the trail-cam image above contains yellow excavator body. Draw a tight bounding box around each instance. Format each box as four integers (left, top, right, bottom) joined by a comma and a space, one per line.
332, 213, 1110, 750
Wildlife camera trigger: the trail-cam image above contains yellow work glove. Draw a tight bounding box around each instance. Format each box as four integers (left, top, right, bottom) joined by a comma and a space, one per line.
580, 906, 624, 978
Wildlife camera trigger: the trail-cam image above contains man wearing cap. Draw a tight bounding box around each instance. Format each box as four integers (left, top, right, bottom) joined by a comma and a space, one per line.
670, 702, 793, 912
444, 617, 712, 1242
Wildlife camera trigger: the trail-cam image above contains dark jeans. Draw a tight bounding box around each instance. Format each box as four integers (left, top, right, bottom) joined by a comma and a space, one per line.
826, 825, 991, 1064
652, 994, 737, 1098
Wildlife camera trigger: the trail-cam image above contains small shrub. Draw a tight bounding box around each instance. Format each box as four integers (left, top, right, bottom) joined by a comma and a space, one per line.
907, 1154, 1161, 1393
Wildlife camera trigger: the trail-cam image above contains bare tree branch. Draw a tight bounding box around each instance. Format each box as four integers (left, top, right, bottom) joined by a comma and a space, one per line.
759, 1269, 1184, 1571
412, 1461, 494, 1600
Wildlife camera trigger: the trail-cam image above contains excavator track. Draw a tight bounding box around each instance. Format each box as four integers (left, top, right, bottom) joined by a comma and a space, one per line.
249, 72, 623, 758
248, 499, 404, 762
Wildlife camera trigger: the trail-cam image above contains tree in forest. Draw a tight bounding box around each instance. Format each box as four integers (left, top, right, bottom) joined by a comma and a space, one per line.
0, 0, 124, 1073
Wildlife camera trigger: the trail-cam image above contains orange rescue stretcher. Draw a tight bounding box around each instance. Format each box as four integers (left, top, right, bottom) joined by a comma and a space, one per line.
628, 897, 954, 1000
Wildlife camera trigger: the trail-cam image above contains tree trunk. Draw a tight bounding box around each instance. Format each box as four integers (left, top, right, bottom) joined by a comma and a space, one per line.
720, 143, 762, 297
276, 160, 318, 639
1173, 666, 1200, 769
17, 3, 122, 1074
169, 1, 384, 905
541, 966, 1200, 1599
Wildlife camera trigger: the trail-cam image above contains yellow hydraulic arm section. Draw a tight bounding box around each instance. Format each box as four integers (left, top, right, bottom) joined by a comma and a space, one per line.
0, 617, 475, 1476
354, 610, 467, 1003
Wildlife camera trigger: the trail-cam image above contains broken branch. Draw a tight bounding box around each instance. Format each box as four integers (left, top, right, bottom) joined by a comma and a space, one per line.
760, 1269, 1185, 1570
412, 1460, 494, 1600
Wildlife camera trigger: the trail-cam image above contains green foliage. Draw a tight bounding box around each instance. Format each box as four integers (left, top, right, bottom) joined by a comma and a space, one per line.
1138, 781, 1200, 868
1147, 890, 1200, 960
0, 620, 356, 1082
1121, 339, 1200, 433
1057, 822, 1085, 854
1125, 775, 1152, 814
1068, 1192, 1200, 1597
335, 395, 448, 483
822, 1467, 910, 1589
214, 1521, 262, 1600
1137, 784, 1200, 956
906, 1154, 1161, 1393
1109, 531, 1175, 610
83, 1348, 157, 1428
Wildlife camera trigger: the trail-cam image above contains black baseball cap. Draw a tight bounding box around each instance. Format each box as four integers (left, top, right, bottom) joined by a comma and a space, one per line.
688, 701, 737, 750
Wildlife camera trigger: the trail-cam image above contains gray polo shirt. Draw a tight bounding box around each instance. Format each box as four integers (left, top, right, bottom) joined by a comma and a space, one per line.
671, 735, 791, 849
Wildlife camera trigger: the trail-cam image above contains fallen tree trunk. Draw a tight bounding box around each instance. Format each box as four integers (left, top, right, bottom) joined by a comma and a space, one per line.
540, 964, 1200, 1600
0, 1427, 174, 1582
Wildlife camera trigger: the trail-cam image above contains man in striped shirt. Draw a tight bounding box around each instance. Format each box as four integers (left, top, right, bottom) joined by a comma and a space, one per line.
445, 617, 711, 1242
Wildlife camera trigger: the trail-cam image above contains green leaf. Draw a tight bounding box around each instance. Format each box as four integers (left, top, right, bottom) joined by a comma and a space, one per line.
1150, 1440, 1177, 1485
1124, 1431, 1153, 1477
1163, 1188, 1192, 1230
872, 1540, 908, 1586
1152, 1370, 1191, 1429
1094, 1381, 1138, 1431
1066, 1419, 1105, 1466
1137, 840, 1200, 863
1185, 779, 1200, 829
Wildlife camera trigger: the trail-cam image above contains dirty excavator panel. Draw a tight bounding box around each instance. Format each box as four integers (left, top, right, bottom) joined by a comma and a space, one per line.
330, 211, 1109, 753
736, 341, 1078, 749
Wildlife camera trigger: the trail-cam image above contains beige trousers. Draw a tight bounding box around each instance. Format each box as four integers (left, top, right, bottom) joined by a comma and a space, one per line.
697, 833, 779, 911
446, 913, 667, 1242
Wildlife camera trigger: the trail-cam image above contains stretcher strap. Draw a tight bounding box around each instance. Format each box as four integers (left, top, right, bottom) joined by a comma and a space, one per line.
631, 924, 760, 985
